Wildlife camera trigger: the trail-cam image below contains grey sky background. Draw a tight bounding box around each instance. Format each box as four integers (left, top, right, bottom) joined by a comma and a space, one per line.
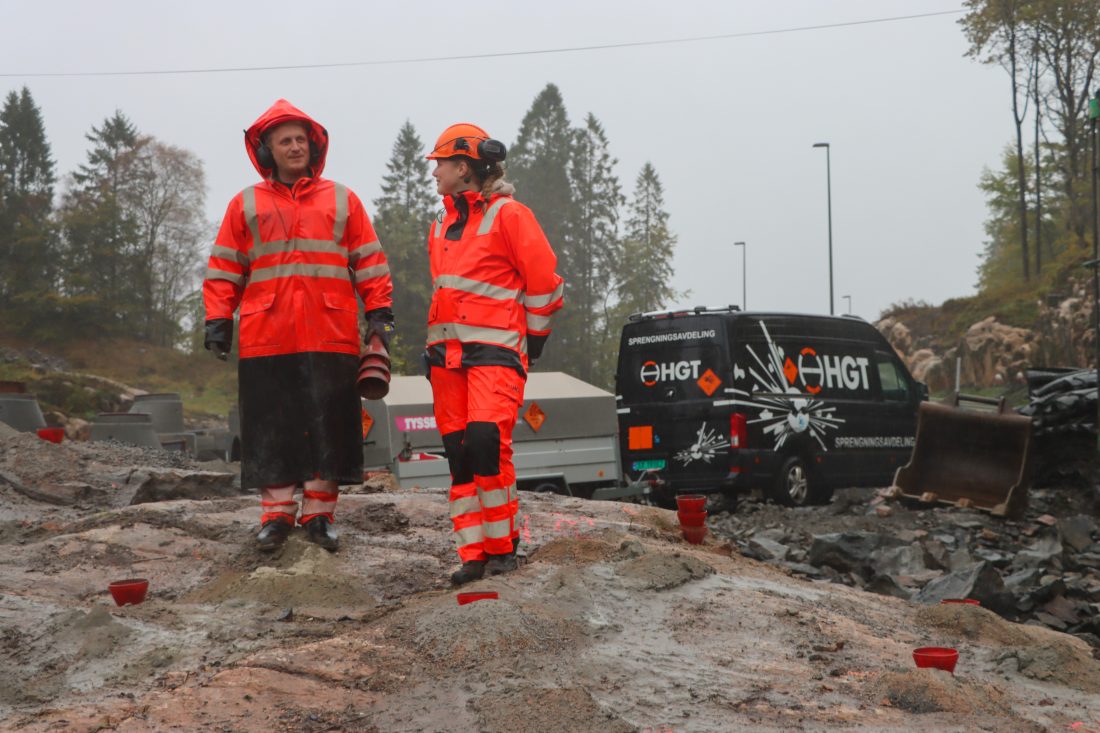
2, 0, 1006, 322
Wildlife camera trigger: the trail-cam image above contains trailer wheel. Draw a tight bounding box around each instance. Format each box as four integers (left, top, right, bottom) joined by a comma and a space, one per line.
526, 479, 571, 496
770, 456, 811, 507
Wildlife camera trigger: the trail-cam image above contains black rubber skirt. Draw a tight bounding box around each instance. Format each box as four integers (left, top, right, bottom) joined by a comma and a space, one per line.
238, 352, 362, 489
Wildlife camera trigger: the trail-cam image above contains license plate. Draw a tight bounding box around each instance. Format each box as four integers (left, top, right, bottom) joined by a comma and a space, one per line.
632, 459, 666, 471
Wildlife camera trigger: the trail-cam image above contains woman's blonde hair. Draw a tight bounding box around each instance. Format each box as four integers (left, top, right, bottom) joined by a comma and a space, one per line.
478, 162, 505, 198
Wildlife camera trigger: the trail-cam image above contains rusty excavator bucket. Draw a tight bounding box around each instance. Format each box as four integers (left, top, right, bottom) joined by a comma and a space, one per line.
888, 393, 1034, 519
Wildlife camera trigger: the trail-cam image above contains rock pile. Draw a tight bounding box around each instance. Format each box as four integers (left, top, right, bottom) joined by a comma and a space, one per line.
710, 486, 1100, 650
878, 280, 1100, 392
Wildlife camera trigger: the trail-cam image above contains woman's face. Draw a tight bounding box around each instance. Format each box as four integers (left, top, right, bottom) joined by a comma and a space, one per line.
432, 158, 470, 195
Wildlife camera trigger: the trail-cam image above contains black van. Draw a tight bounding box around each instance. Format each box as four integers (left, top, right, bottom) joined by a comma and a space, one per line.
615, 307, 927, 506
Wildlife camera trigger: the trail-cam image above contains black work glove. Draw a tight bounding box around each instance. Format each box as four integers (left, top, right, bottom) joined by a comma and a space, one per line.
364, 307, 396, 349
204, 319, 233, 361
528, 333, 548, 363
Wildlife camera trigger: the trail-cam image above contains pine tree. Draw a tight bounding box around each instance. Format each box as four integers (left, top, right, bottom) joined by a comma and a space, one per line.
0, 86, 57, 319
58, 111, 143, 333
617, 163, 679, 317
507, 84, 574, 261
555, 113, 624, 385
372, 120, 436, 372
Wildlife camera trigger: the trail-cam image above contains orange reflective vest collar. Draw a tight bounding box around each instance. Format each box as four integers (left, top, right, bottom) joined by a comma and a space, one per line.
203, 101, 393, 360
427, 190, 563, 367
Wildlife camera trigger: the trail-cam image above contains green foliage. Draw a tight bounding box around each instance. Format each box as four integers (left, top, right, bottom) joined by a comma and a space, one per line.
551, 113, 624, 385
0, 87, 58, 312
372, 120, 435, 374
617, 163, 679, 316
950, 0, 1100, 353
507, 84, 575, 262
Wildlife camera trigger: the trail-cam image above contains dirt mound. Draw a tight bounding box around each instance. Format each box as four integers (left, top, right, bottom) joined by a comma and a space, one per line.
186, 536, 374, 608
865, 668, 1006, 714
529, 530, 639, 565
470, 686, 634, 733
998, 643, 1100, 692
913, 603, 1029, 646
614, 550, 714, 590
384, 596, 586, 670
339, 501, 410, 535
914, 603, 1100, 693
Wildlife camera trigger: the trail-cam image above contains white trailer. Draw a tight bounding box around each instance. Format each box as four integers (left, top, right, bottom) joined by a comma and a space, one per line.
361, 372, 623, 497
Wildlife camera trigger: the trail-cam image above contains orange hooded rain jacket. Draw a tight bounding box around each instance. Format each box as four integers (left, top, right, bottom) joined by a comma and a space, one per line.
204, 99, 392, 359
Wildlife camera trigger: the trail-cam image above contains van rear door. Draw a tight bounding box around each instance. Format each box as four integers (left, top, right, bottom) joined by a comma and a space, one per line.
617, 316, 732, 490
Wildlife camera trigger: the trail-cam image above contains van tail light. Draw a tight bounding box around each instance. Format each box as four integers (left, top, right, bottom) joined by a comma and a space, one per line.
730, 412, 747, 449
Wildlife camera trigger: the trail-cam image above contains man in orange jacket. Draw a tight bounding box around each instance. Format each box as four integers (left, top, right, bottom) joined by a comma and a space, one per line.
203, 99, 394, 552
425, 123, 564, 584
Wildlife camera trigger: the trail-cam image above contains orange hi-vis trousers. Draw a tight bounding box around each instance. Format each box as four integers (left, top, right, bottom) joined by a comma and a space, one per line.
430, 365, 524, 562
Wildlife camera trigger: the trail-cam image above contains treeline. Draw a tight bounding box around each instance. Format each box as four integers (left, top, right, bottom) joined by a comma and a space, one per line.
1, 83, 676, 389
0, 88, 208, 347
372, 83, 677, 388
960, 0, 1100, 290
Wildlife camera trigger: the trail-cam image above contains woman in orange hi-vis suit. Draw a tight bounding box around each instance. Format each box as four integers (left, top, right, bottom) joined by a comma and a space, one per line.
203, 99, 394, 553
425, 123, 564, 585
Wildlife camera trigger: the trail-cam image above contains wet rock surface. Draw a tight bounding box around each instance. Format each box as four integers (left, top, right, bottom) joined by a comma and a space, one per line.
2, 433, 1100, 731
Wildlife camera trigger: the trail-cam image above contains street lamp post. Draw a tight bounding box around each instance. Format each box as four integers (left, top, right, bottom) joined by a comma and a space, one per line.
813, 142, 835, 316
842, 294, 852, 315
734, 241, 746, 310
1089, 89, 1099, 449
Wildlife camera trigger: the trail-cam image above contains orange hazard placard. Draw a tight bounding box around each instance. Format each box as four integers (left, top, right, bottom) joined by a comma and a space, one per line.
524, 402, 546, 432
697, 368, 721, 397
361, 408, 374, 438
628, 425, 653, 450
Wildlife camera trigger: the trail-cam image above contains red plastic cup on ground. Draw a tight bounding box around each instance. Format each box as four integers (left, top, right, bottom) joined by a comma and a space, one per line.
940, 598, 981, 606
36, 427, 64, 444
677, 509, 708, 527
676, 494, 706, 512
109, 578, 149, 606
457, 591, 499, 605
913, 646, 959, 674
681, 525, 707, 544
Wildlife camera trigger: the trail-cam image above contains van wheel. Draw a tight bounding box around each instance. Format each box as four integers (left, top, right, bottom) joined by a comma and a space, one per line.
771, 456, 811, 507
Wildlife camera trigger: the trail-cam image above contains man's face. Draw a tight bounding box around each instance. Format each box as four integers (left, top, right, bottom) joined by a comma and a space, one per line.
432, 158, 468, 195
265, 121, 311, 179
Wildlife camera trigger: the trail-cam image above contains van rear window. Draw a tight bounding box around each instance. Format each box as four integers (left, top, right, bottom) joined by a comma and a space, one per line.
618, 319, 729, 402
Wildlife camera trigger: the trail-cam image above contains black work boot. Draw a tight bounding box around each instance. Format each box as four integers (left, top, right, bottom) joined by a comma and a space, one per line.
303, 515, 339, 551
484, 551, 518, 576
450, 560, 486, 586
256, 518, 292, 551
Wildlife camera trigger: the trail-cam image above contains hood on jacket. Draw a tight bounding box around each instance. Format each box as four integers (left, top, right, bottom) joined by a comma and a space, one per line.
244, 99, 329, 179
488, 178, 516, 196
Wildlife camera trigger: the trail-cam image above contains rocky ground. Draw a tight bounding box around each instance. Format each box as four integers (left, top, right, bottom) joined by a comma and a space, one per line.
2, 426, 1100, 732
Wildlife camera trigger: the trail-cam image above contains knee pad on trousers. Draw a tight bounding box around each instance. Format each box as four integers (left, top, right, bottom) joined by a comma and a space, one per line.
465, 421, 502, 477
441, 430, 474, 484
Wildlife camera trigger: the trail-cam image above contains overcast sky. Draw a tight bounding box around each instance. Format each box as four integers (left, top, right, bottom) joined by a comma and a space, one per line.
1, 0, 1007, 322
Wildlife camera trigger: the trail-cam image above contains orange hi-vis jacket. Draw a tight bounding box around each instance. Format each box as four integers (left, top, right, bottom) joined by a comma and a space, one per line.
204, 99, 392, 359
426, 188, 563, 372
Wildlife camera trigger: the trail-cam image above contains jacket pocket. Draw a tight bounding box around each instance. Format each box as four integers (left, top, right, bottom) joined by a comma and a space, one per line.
321, 291, 360, 347
238, 293, 278, 347
457, 300, 515, 331
492, 367, 526, 407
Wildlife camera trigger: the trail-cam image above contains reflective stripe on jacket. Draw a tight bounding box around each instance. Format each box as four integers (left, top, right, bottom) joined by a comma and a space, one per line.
203, 99, 392, 359
426, 189, 563, 370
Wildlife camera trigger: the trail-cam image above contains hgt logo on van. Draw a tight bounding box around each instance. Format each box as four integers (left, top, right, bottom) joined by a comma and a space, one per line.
640, 360, 702, 386
794, 347, 870, 394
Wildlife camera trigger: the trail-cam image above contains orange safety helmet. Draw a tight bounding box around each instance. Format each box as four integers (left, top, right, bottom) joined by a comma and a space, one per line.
426, 123, 505, 163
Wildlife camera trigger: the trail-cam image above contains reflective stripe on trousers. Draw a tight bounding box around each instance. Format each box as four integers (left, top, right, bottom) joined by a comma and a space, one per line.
432, 365, 525, 561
